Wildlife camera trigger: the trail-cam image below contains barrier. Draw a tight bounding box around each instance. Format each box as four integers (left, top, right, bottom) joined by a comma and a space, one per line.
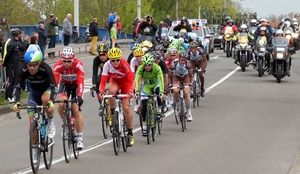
8, 25, 133, 44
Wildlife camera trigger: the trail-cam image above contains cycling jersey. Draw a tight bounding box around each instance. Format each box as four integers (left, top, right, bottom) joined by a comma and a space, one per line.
53, 58, 84, 97
171, 60, 191, 78
14, 62, 56, 102
157, 60, 168, 74
189, 50, 203, 62
99, 58, 134, 94
130, 57, 140, 73
135, 63, 164, 94
92, 56, 108, 85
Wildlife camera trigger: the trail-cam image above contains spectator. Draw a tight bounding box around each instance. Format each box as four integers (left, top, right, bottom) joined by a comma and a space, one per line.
110, 23, 118, 48
27, 33, 41, 52
46, 14, 58, 58
137, 15, 158, 37
156, 21, 169, 42
89, 18, 99, 55
163, 14, 172, 27
62, 13, 73, 46
19, 29, 30, 63
108, 11, 117, 32
37, 15, 47, 28
37, 23, 47, 60
132, 17, 139, 40
0, 17, 10, 38
0, 32, 5, 84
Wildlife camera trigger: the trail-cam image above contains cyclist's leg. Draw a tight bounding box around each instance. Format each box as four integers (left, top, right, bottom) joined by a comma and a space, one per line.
172, 75, 180, 110
107, 81, 119, 113
56, 82, 69, 119
41, 87, 56, 138
139, 83, 151, 136
182, 75, 191, 109
199, 60, 205, 96
71, 87, 84, 141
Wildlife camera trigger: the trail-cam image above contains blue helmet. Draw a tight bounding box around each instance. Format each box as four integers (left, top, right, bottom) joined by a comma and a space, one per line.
24, 50, 42, 63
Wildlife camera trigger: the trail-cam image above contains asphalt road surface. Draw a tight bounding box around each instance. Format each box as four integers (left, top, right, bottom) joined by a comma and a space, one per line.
1, 48, 300, 174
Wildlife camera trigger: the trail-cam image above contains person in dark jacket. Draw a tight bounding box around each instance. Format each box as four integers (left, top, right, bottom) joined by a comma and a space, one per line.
138, 15, 158, 37
132, 17, 139, 41
46, 14, 58, 58
0, 17, 10, 38
173, 17, 192, 33
137, 27, 158, 46
37, 23, 47, 59
89, 18, 99, 55
163, 14, 172, 27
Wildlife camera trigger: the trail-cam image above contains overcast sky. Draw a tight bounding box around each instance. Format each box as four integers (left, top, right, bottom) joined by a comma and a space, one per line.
238, 0, 300, 19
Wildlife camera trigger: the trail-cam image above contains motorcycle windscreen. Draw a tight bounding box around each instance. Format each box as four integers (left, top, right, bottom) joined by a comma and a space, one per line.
224, 26, 233, 34
272, 37, 289, 47
238, 33, 248, 44
256, 36, 267, 46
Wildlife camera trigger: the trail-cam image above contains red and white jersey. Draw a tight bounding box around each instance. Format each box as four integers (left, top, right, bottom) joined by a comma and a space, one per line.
53, 58, 85, 97
130, 57, 140, 73
99, 58, 134, 93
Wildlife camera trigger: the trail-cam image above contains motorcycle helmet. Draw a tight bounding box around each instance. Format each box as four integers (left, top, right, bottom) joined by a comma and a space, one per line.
284, 21, 291, 27
224, 16, 231, 22
292, 18, 298, 22
240, 24, 248, 32
275, 29, 284, 37
181, 16, 188, 23
10, 28, 21, 37
293, 21, 299, 26
250, 19, 257, 25
155, 44, 165, 51
227, 19, 234, 26
284, 16, 291, 21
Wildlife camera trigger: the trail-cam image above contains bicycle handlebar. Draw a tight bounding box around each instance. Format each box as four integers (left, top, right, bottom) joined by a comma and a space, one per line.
168, 85, 191, 90
16, 105, 47, 119
103, 94, 128, 99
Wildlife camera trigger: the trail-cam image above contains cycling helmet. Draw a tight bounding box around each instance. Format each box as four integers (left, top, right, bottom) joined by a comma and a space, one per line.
24, 50, 42, 63
240, 24, 248, 31
178, 38, 184, 44
107, 48, 122, 59
133, 48, 145, 57
155, 44, 164, 51
141, 40, 153, 48
168, 47, 178, 55
10, 28, 21, 37
61, 47, 75, 60
152, 51, 162, 60
189, 33, 198, 41
284, 17, 291, 21
142, 53, 154, 64
162, 36, 169, 42
144, 27, 150, 34
172, 39, 180, 46
189, 41, 198, 48
179, 51, 189, 59
97, 43, 109, 53
169, 43, 178, 48
130, 43, 141, 50
275, 29, 284, 36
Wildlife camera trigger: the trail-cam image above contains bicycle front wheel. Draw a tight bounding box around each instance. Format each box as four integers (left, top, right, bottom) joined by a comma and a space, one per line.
121, 115, 128, 152
112, 111, 120, 155
72, 127, 79, 159
43, 125, 54, 169
180, 97, 186, 132
101, 105, 110, 139
62, 114, 72, 163
29, 120, 40, 173
158, 102, 165, 135
146, 104, 152, 144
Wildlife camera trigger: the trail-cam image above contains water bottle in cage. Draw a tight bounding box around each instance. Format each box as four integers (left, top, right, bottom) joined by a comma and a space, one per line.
70, 116, 75, 131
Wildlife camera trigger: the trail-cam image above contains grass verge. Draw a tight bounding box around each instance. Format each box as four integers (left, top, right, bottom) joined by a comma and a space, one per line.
0, 92, 29, 106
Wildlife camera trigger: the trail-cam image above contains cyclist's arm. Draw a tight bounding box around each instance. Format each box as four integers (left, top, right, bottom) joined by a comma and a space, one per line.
130, 57, 136, 73
92, 57, 99, 86
99, 63, 109, 94
44, 63, 57, 101
156, 66, 164, 93
124, 60, 135, 92
187, 61, 193, 83
76, 61, 85, 97
135, 66, 142, 92
53, 61, 61, 86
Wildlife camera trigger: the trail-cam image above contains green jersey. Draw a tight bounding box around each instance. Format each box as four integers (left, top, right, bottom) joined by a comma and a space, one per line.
135, 63, 164, 94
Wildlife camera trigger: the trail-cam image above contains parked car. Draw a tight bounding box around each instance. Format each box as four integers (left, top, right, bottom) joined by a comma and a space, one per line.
202, 23, 215, 53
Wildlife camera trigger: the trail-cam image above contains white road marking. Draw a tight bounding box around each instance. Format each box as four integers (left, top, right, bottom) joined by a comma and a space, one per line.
210, 56, 219, 60
14, 67, 239, 174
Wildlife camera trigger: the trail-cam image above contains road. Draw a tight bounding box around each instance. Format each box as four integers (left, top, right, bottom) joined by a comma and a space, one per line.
1, 49, 300, 174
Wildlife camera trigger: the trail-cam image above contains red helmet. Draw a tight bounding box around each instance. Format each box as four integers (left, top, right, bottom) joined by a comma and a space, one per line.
60, 47, 75, 60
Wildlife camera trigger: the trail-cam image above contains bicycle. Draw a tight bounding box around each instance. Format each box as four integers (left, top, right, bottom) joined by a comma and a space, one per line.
16, 105, 54, 173
192, 67, 202, 108
139, 94, 161, 144
91, 88, 112, 139
54, 99, 79, 163
102, 94, 129, 155
169, 83, 191, 132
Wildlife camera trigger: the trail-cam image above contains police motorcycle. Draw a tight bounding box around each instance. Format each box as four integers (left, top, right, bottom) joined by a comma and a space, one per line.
223, 26, 234, 57
253, 35, 269, 77
284, 27, 297, 54
234, 33, 252, 72
249, 26, 257, 35
268, 37, 294, 83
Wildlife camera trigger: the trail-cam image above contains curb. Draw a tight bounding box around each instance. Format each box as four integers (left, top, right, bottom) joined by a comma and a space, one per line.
0, 98, 28, 116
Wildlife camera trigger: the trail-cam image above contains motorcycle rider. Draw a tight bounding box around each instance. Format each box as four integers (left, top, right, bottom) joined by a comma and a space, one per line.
138, 27, 158, 46
160, 36, 170, 53
254, 26, 272, 71
232, 24, 254, 64
221, 19, 239, 52
173, 17, 192, 33
255, 18, 274, 36
137, 15, 158, 37
249, 19, 258, 27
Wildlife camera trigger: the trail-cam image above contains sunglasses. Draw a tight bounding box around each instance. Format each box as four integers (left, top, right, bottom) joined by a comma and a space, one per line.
99, 54, 106, 56
63, 60, 73, 63
110, 59, 120, 63
144, 64, 152, 67
170, 55, 176, 57
26, 62, 39, 67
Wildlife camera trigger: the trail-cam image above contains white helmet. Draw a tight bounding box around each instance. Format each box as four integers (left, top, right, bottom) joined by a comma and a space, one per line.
293, 18, 298, 22
250, 19, 257, 23
178, 37, 184, 44
293, 21, 299, 26
259, 18, 266, 23
189, 33, 197, 40
284, 21, 291, 27
240, 24, 248, 30
276, 29, 284, 36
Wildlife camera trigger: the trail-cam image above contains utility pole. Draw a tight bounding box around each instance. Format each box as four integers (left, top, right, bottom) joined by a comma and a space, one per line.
74, 0, 79, 29
176, 0, 178, 18
137, 0, 141, 19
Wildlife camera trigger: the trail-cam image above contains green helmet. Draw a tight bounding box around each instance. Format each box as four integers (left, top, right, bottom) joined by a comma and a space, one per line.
169, 43, 178, 48
142, 53, 154, 65
172, 39, 180, 46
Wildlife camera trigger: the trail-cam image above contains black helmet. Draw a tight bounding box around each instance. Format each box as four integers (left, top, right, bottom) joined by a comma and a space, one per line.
162, 36, 169, 42
155, 44, 164, 51
181, 16, 188, 22
225, 16, 231, 22
10, 28, 21, 37
284, 17, 291, 21
179, 51, 189, 59
151, 51, 162, 60
97, 43, 110, 53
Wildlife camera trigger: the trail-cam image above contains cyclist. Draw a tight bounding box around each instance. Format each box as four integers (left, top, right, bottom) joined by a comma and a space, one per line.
127, 43, 142, 64
188, 41, 207, 97
13, 50, 56, 163
98, 48, 135, 146
53, 47, 85, 150
170, 51, 193, 121
92, 43, 110, 93
135, 53, 164, 136
130, 48, 145, 73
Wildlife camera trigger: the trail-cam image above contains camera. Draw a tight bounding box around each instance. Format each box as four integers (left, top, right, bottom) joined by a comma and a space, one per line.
147, 18, 151, 22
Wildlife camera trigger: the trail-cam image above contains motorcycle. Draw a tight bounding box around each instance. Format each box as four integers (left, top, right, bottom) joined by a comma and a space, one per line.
253, 35, 268, 77
140, 40, 153, 53
269, 37, 294, 83
84, 24, 91, 43
234, 33, 252, 72
249, 26, 257, 35
223, 27, 234, 57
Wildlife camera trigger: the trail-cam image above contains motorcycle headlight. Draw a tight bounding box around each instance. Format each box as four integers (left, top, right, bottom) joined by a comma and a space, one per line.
260, 48, 266, 52
276, 53, 284, 59
240, 43, 247, 48
218, 36, 223, 39
292, 33, 298, 38
286, 35, 292, 40
225, 34, 230, 37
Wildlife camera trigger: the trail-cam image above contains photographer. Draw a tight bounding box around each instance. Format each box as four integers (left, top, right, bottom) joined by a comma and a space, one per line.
138, 15, 158, 37
46, 14, 58, 58
173, 17, 192, 33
